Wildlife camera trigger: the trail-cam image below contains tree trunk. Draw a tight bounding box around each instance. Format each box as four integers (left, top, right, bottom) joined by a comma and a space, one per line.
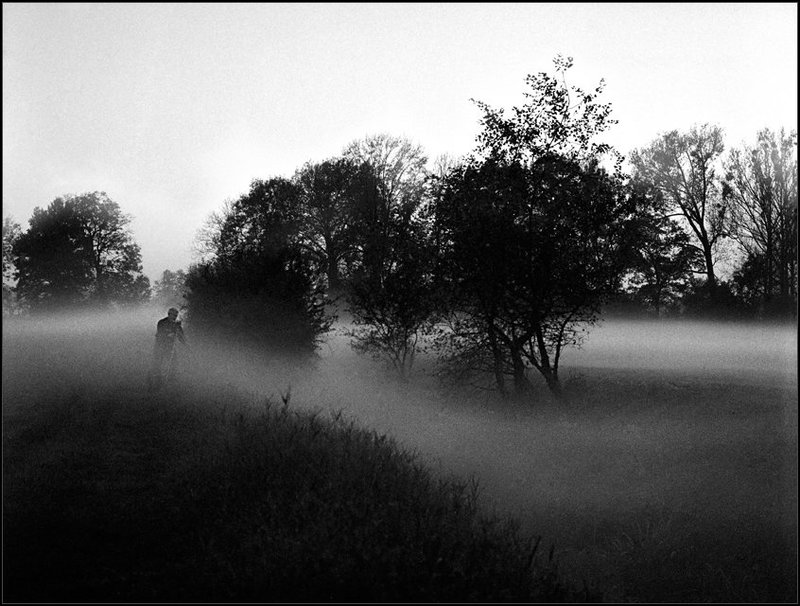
511, 348, 533, 398
487, 325, 508, 399
543, 370, 563, 399
702, 243, 717, 301
534, 326, 563, 400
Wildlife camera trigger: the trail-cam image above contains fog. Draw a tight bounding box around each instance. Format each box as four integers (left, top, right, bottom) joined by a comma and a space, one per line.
3, 307, 797, 563
564, 317, 798, 377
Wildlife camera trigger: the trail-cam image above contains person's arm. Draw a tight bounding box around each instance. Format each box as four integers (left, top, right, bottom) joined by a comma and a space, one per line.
177, 322, 187, 345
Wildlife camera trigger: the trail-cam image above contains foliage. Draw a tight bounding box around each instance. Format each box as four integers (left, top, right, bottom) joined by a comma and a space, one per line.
472, 54, 621, 170
346, 205, 439, 378
723, 128, 798, 316
343, 134, 429, 278
11, 192, 150, 312
623, 179, 702, 315
731, 253, 797, 318
343, 133, 429, 217
293, 157, 365, 291
151, 269, 187, 309
431, 58, 639, 400
434, 155, 638, 398
2, 216, 22, 314
679, 276, 744, 318
192, 199, 233, 264
341, 135, 435, 374
185, 178, 334, 356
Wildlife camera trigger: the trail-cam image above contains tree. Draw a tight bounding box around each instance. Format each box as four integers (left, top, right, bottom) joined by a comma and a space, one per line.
430, 56, 637, 401
623, 180, 701, 316
343, 134, 429, 217
293, 157, 363, 292
340, 135, 436, 374
346, 198, 438, 379
2, 217, 22, 314
342, 134, 429, 282
185, 178, 333, 356
12, 192, 150, 312
630, 124, 730, 304
472, 54, 621, 170
152, 269, 188, 309
193, 199, 234, 264
434, 154, 637, 399
723, 128, 798, 316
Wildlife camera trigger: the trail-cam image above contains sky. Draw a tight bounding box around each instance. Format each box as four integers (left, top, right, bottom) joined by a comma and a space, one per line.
2, 2, 797, 283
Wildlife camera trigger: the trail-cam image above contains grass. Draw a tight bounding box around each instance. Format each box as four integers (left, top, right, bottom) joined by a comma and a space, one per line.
2, 310, 797, 602
2, 346, 587, 600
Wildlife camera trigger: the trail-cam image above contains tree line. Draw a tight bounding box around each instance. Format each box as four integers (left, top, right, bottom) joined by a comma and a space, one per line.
3, 56, 797, 399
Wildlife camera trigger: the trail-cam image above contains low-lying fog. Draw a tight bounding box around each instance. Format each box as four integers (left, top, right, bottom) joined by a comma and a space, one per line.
3, 307, 797, 553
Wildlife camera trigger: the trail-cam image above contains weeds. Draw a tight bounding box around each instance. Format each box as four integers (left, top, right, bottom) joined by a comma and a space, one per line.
608, 505, 676, 557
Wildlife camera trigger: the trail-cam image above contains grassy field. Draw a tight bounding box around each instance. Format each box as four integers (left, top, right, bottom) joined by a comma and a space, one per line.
3, 308, 797, 601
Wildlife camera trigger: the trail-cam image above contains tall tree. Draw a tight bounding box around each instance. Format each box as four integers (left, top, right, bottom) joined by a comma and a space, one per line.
346, 197, 438, 379
343, 133, 429, 216
293, 157, 363, 291
339, 135, 437, 374
193, 199, 233, 264
624, 180, 701, 316
472, 54, 621, 169
630, 124, 730, 302
723, 128, 798, 314
431, 56, 641, 400
434, 155, 636, 399
12, 192, 149, 311
185, 178, 333, 355
342, 134, 429, 283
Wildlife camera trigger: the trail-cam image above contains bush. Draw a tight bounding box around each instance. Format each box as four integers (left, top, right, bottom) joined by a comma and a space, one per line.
184, 259, 333, 357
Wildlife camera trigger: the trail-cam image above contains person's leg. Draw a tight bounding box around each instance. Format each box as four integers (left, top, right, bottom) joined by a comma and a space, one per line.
166, 348, 178, 382
148, 346, 167, 391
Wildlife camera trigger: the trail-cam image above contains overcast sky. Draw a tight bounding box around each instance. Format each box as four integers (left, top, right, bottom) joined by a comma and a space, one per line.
3, 2, 797, 282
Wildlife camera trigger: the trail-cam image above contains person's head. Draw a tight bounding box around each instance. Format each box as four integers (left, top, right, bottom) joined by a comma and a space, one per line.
168, 307, 179, 320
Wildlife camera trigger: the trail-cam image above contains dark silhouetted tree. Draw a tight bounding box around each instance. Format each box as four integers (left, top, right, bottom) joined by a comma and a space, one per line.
630, 124, 730, 305
346, 197, 438, 379
434, 155, 637, 399
723, 128, 798, 316
340, 135, 437, 374
185, 178, 333, 356
293, 157, 363, 292
12, 192, 149, 312
343, 134, 429, 282
624, 180, 702, 316
472, 54, 621, 170
431, 56, 641, 400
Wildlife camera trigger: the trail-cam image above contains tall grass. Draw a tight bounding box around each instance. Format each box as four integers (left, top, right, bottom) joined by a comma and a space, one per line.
2, 379, 591, 602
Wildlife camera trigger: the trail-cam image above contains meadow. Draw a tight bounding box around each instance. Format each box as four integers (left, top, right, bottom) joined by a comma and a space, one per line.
2, 307, 797, 602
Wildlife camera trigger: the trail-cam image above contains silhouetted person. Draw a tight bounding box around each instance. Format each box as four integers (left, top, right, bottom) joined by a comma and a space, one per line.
148, 307, 186, 392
